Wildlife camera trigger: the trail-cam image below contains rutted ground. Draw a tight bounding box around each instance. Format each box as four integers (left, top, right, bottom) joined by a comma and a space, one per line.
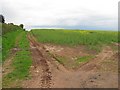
2, 48, 18, 76
22, 34, 118, 88
25, 34, 52, 88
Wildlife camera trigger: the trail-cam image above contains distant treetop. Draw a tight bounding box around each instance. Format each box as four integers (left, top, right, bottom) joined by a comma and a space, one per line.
0, 14, 5, 23
19, 24, 24, 29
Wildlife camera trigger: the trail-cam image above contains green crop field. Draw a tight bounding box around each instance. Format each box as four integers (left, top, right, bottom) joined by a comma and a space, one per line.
31, 29, 118, 51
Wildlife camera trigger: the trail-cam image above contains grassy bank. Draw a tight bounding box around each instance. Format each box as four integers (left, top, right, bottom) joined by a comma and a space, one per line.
2, 23, 24, 61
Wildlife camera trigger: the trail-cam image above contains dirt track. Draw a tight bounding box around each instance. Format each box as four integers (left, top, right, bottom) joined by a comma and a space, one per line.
22, 34, 118, 88
25, 34, 52, 88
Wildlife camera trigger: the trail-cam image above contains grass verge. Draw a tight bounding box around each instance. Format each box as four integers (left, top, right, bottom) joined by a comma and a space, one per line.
2, 30, 23, 61
3, 31, 32, 88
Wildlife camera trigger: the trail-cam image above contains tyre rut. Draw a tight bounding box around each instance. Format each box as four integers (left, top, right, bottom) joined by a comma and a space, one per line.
27, 34, 52, 88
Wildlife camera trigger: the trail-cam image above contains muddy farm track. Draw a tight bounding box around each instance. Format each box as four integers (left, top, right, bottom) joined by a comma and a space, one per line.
22, 34, 118, 88
26, 34, 52, 88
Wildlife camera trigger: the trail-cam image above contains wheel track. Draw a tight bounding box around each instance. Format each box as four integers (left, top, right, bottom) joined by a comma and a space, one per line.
27, 34, 52, 88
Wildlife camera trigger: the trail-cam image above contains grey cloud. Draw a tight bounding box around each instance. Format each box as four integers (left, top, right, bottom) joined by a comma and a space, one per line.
0, 0, 118, 30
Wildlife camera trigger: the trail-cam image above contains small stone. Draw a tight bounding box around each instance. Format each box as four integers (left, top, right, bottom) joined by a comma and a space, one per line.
46, 50, 49, 52
98, 74, 101, 76
94, 77, 97, 79
31, 66, 34, 68
36, 70, 39, 73
90, 80, 94, 82
2, 69, 5, 73
6, 67, 9, 69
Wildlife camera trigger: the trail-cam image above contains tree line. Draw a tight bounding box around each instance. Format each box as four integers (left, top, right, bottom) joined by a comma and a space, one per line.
0, 14, 24, 29
0, 15, 26, 35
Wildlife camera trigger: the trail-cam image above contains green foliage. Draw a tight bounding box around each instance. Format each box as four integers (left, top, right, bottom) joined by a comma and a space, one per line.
31, 29, 118, 51
72, 55, 94, 68
0, 14, 5, 23
2, 23, 23, 35
19, 24, 24, 29
76, 56, 93, 63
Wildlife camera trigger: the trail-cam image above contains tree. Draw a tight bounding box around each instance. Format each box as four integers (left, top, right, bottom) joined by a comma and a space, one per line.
19, 24, 24, 28
8, 23, 14, 25
0, 15, 5, 23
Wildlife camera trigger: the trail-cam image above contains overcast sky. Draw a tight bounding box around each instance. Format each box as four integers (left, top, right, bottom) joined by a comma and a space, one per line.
1, 0, 119, 30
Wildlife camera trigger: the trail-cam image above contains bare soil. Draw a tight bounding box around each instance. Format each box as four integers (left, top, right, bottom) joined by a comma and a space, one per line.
2, 48, 21, 77
22, 34, 118, 88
